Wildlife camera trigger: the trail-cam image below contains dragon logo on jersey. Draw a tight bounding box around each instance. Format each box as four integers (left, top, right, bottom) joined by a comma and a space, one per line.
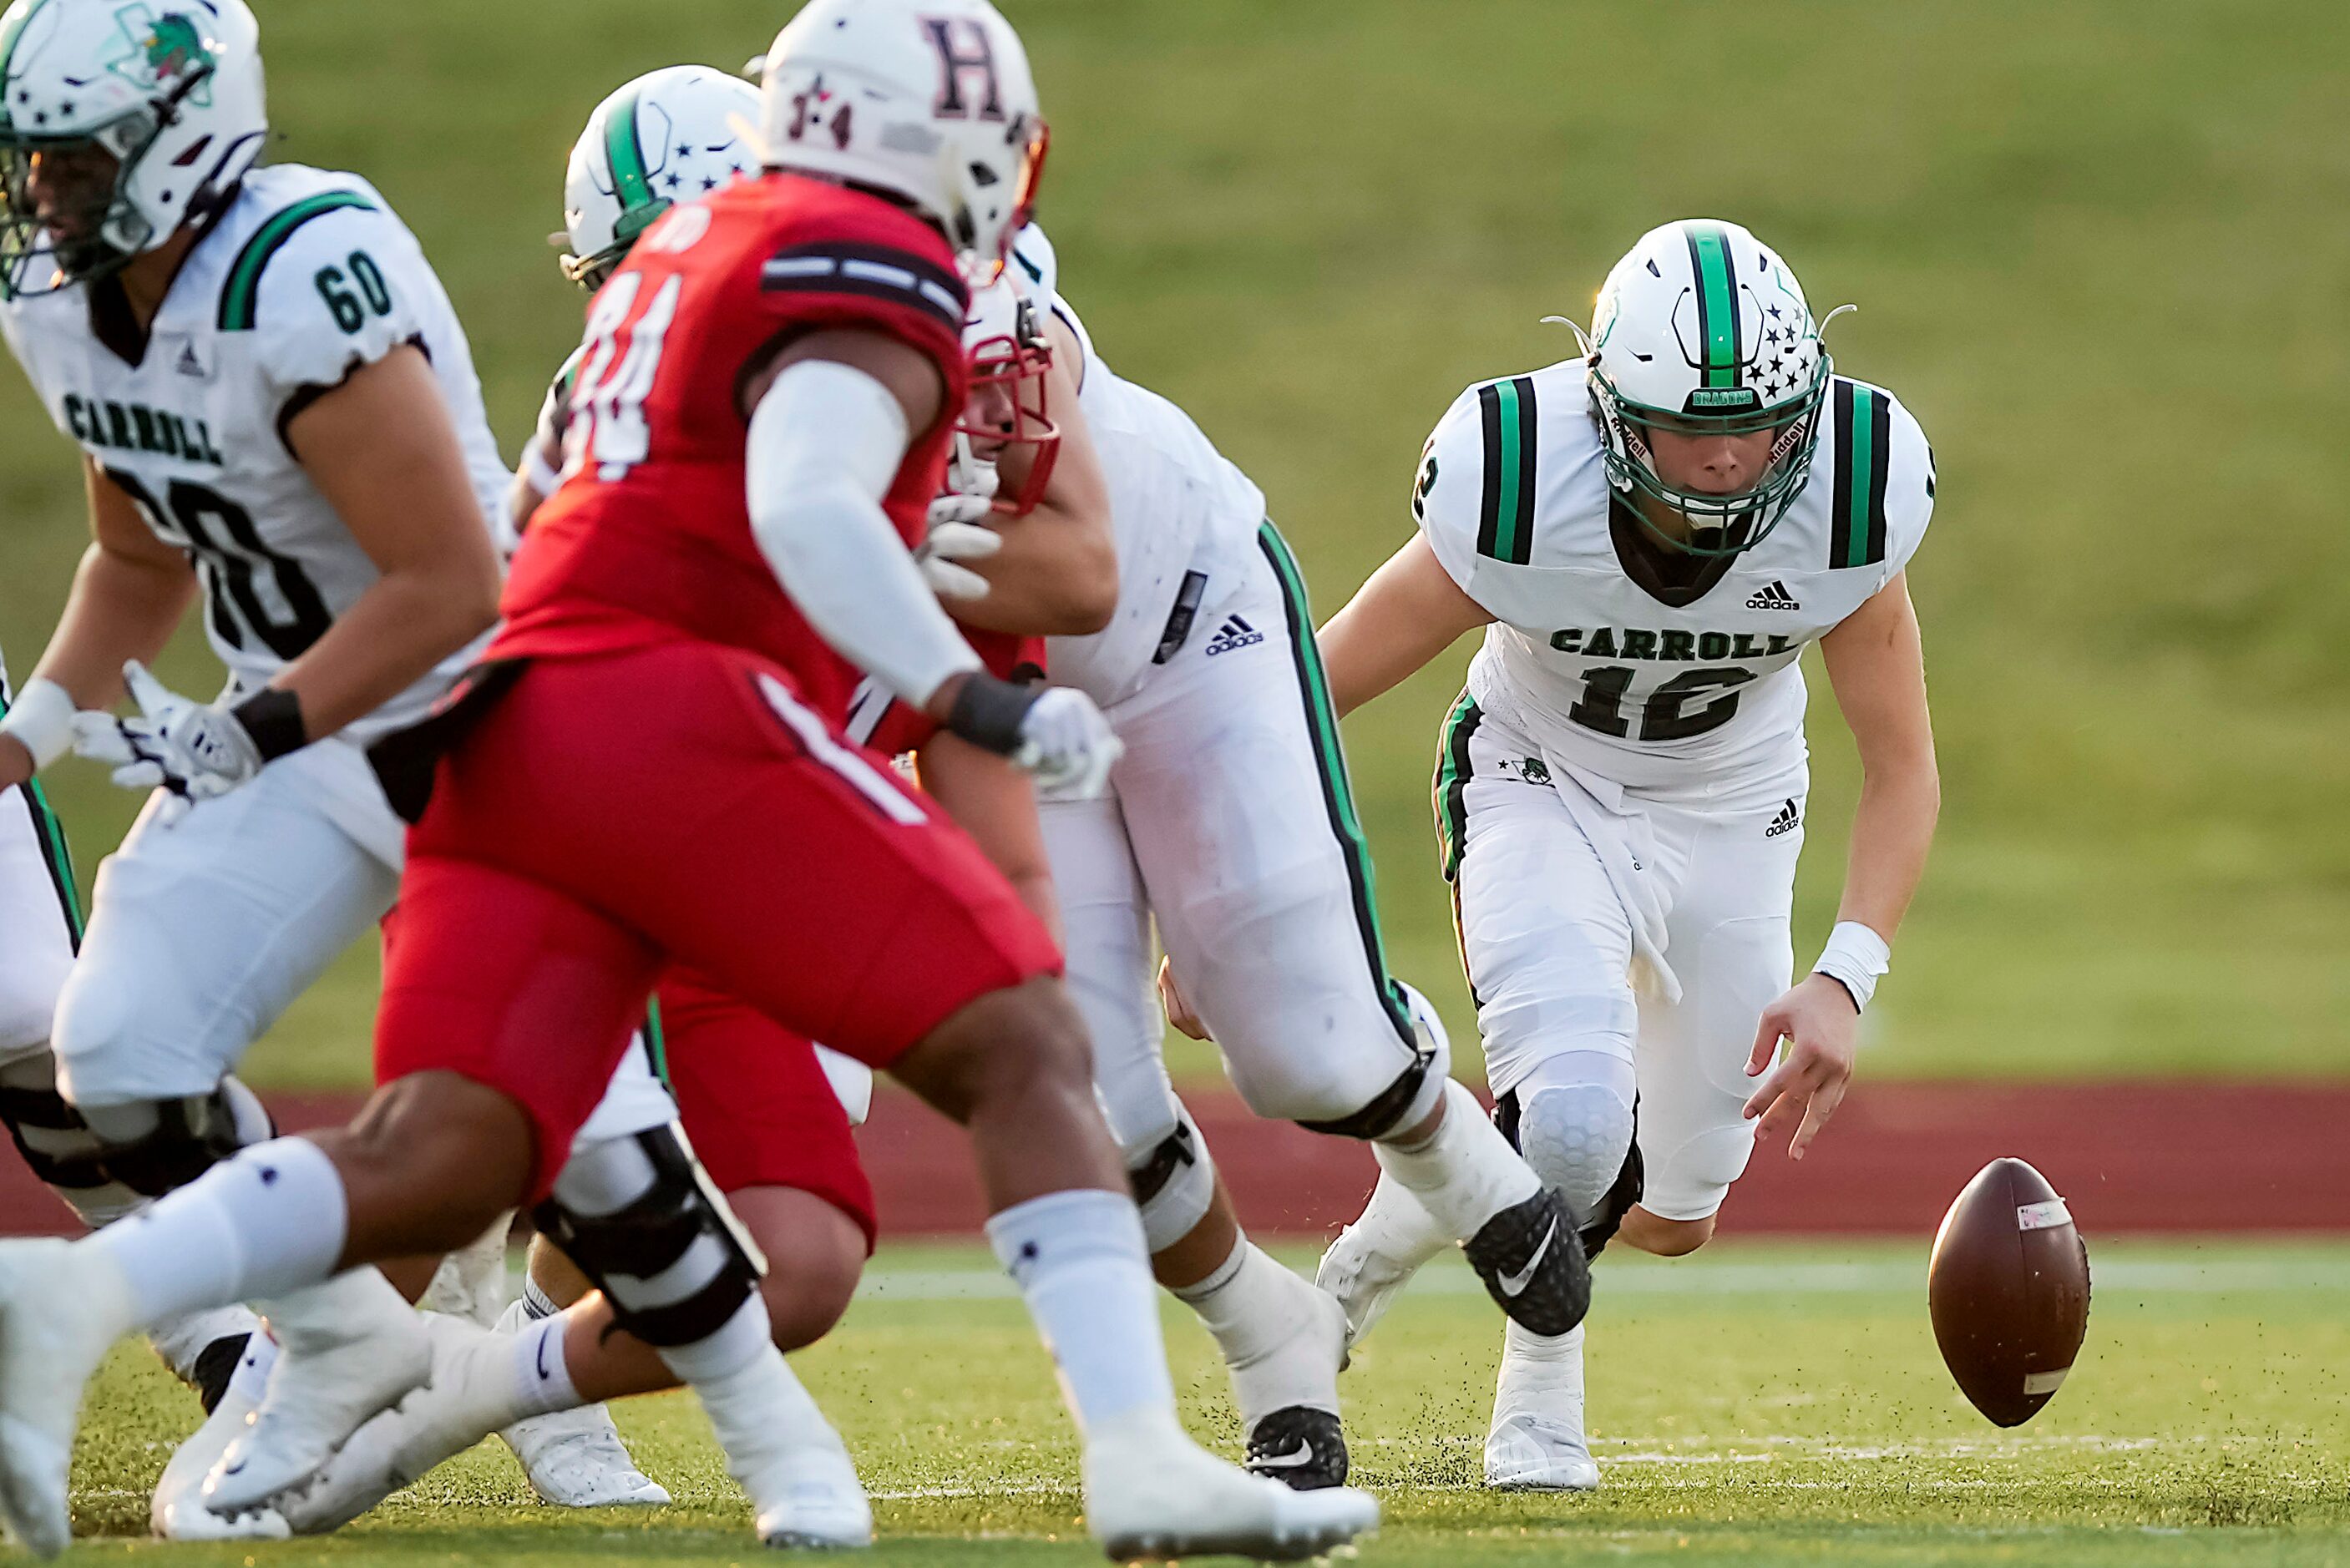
104, 6, 215, 106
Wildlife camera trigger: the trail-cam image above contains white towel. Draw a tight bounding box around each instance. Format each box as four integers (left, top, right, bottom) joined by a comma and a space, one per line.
1537, 747, 1683, 1006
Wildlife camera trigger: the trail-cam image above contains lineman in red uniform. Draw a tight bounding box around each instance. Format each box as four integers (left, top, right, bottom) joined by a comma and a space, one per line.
0, 3, 1379, 1560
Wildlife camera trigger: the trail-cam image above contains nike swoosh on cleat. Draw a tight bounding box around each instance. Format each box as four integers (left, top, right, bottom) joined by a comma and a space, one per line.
1497, 1221, 1557, 1297
1251, 1440, 1317, 1469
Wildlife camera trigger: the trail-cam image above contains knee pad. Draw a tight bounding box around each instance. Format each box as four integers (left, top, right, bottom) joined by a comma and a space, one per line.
534, 1122, 767, 1348
1297, 980, 1452, 1141
0, 1051, 118, 1216
1512, 1082, 1636, 1217
66, 1076, 274, 1201
1124, 1104, 1217, 1254
1495, 1088, 1644, 1261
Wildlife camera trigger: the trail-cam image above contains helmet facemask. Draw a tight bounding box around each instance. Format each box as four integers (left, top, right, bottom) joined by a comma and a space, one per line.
1588, 357, 1830, 559
0, 101, 174, 297
953, 294, 1057, 513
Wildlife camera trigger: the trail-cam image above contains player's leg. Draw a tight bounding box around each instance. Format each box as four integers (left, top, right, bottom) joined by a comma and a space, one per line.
583, 645, 1375, 1558
1040, 785, 1350, 1488
1621, 792, 1805, 1255
490, 1035, 675, 1510
1137, 535, 1586, 1337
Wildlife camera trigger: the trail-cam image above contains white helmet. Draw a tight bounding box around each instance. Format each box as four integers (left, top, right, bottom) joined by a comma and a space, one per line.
756, 0, 1045, 279
0, 0, 266, 297
559, 63, 761, 291
1583, 219, 1839, 555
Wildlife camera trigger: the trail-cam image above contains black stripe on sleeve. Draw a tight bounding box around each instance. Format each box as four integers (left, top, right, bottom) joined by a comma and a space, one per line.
1475, 382, 1505, 559
1863, 389, 1892, 566
1829, 379, 1857, 569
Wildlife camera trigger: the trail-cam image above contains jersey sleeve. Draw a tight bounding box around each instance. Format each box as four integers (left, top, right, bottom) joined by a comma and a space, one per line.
752, 200, 970, 381
1821, 377, 1934, 588
1411, 381, 1560, 627
230, 191, 439, 418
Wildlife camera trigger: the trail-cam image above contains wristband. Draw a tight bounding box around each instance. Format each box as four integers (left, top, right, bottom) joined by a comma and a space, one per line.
0, 678, 76, 771
1812, 920, 1891, 1013
944, 673, 1039, 756
230, 687, 311, 762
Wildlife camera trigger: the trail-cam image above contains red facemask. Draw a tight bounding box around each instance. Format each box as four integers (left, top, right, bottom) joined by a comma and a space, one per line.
956, 311, 1059, 514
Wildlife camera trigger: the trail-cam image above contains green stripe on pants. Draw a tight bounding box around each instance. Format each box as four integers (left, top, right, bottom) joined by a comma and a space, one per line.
1256, 519, 1415, 1044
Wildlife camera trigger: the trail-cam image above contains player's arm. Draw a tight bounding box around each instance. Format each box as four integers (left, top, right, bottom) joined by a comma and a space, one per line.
741, 329, 1117, 793
1316, 533, 1493, 717
946, 314, 1117, 638
912, 733, 1062, 942
1741, 572, 1939, 1160
0, 460, 200, 786
276, 343, 504, 740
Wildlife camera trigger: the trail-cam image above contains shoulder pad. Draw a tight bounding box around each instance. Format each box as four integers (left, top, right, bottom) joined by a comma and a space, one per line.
216, 189, 380, 332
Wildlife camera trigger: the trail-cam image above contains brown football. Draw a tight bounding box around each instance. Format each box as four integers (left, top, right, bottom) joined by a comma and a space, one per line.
1927, 1157, 2091, 1427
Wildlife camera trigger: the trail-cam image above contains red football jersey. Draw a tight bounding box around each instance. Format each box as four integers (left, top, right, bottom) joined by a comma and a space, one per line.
853, 630, 1046, 757
494, 174, 971, 721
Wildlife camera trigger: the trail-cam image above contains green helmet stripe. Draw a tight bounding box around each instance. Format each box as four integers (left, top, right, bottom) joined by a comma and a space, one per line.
603, 86, 656, 220
1687, 225, 1740, 388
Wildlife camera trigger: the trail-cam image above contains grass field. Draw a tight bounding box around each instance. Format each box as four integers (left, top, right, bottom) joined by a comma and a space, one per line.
59, 1239, 2350, 1565
3, 0, 2347, 1085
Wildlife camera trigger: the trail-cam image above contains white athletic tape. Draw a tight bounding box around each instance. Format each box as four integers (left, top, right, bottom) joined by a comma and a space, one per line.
2023, 1368, 2070, 1395
2016, 1198, 2072, 1232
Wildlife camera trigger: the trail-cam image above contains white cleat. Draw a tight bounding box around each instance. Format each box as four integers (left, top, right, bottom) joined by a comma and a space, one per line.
489, 1299, 669, 1509
503, 1405, 673, 1510
277, 1311, 527, 1535
152, 1340, 291, 1540
1485, 1322, 1599, 1492
0, 1238, 136, 1558
1315, 1172, 1451, 1350
1082, 1409, 1379, 1562
746, 1443, 872, 1550
203, 1271, 431, 1518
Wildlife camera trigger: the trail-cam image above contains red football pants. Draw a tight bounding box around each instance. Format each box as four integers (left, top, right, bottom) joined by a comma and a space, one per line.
374, 641, 1061, 1201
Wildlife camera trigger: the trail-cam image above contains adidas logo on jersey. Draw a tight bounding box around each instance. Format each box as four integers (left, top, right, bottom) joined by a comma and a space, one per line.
1765, 798, 1803, 837
1204, 615, 1264, 656
1747, 580, 1801, 611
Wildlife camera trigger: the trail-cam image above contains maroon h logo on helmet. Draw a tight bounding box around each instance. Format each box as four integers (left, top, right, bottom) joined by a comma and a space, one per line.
922, 17, 1005, 121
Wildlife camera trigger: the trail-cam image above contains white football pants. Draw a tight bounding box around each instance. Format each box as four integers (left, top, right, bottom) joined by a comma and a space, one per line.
1440, 698, 1805, 1222
1043, 524, 1423, 1158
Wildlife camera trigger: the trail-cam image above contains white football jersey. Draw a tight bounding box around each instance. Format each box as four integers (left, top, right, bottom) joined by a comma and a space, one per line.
1416, 357, 1932, 792
1014, 226, 1268, 708
0, 164, 509, 742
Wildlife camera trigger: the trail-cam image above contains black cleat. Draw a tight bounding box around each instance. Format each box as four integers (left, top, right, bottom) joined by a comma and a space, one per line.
1245, 1405, 1350, 1490
1463, 1188, 1592, 1336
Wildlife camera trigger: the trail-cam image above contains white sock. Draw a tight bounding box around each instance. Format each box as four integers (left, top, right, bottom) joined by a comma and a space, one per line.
655, 1294, 777, 1387
1172, 1237, 1335, 1423
1495, 1321, 1586, 1425
987, 1188, 1176, 1437
520, 1277, 562, 1322
89, 1136, 347, 1329
1375, 1080, 1541, 1244
507, 1313, 580, 1419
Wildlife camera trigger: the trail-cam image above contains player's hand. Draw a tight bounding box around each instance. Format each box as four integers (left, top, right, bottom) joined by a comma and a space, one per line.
1011, 686, 1122, 797
917, 498, 1002, 603
70, 661, 264, 825
1740, 972, 1859, 1161
1157, 956, 1210, 1040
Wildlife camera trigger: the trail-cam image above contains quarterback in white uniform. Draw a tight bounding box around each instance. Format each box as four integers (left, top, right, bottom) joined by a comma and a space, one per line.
0, 0, 504, 1537
1314, 220, 1941, 1489
942, 225, 1594, 1489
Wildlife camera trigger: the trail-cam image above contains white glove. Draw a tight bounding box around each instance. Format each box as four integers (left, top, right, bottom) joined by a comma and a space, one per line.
1010, 686, 1122, 798
71, 661, 264, 824
916, 499, 1002, 603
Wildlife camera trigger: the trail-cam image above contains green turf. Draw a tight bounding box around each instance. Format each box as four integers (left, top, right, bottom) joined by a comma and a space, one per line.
58, 1239, 2350, 1564
3, 0, 2346, 1086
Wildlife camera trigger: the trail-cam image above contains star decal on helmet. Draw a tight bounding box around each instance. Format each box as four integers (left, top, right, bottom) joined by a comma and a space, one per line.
103, 5, 215, 106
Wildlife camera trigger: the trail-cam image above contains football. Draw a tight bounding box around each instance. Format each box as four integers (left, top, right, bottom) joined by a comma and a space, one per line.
1927, 1157, 2093, 1427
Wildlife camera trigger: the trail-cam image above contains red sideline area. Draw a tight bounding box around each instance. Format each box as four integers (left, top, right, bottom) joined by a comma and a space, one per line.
3, 1081, 2342, 1237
